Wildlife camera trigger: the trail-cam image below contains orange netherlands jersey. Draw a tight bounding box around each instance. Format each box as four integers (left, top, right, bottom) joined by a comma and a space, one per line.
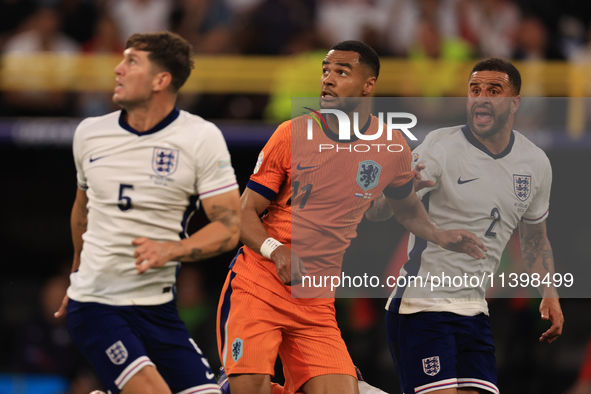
230, 113, 415, 303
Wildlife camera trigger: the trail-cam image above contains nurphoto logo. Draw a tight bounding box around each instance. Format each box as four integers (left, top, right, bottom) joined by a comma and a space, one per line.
304, 107, 417, 153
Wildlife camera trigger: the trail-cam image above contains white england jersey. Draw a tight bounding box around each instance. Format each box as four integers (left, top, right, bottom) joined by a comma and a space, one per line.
68, 108, 238, 306
386, 125, 551, 316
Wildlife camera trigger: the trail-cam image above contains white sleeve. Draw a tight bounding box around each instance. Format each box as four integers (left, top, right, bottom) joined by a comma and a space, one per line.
522, 155, 551, 224
72, 121, 88, 190
194, 122, 239, 199
413, 141, 444, 199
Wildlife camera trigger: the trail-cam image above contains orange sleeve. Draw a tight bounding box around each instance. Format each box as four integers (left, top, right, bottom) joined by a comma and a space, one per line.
247, 121, 291, 200
388, 129, 415, 187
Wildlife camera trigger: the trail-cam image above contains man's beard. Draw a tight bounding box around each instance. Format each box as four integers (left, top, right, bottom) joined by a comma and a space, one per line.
467, 104, 511, 140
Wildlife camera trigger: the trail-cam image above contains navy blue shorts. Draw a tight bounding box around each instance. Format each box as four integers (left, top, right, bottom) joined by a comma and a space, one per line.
67, 299, 220, 394
386, 302, 498, 394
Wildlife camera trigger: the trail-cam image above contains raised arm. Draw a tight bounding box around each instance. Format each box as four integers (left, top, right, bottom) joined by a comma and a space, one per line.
240, 187, 306, 285
518, 220, 564, 343
386, 189, 487, 260
132, 189, 241, 273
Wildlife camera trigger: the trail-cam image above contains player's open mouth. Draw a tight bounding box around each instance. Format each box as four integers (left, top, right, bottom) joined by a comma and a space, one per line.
321, 90, 337, 99
474, 109, 493, 125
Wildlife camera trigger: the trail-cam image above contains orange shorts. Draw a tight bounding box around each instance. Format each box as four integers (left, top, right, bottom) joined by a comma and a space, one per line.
216, 270, 356, 394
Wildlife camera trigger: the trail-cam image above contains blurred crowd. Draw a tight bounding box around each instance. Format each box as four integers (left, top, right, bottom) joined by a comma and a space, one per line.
2, 0, 591, 119
2, 0, 591, 59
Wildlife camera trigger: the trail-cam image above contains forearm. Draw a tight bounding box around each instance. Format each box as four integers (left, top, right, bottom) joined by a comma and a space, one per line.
365, 192, 394, 222
240, 208, 274, 255
171, 197, 240, 262
520, 224, 558, 297
390, 196, 442, 244
70, 192, 88, 273
170, 221, 240, 262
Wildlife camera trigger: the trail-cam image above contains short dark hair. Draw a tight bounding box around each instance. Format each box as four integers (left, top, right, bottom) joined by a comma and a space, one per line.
470, 58, 521, 95
126, 31, 194, 93
330, 40, 380, 79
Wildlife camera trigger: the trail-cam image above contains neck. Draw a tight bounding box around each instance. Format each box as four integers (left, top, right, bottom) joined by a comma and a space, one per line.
325, 101, 371, 136
472, 123, 513, 155
122, 97, 176, 132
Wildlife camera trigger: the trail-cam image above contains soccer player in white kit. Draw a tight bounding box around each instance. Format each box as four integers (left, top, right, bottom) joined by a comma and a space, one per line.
377, 58, 564, 394
54, 32, 240, 394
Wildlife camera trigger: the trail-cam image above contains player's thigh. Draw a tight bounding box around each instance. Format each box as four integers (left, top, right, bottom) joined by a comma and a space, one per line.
217, 271, 283, 376
300, 374, 358, 394
120, 365, 170, 394
228, 374, 273, 394
66, 300, 155, 394
135, 301, 219, 393
279, 302, 356, 394
386, 309, 459, 394
455, 314, 498, 394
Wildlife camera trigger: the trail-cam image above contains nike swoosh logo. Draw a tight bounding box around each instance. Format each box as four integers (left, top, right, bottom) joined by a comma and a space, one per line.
297, 163, 318, 170
206, 371, 215, 380
457, 177, 479, 184
89, 155, 109, 163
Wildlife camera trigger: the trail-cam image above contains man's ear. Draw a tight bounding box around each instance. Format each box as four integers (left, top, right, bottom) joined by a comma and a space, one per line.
511, 95, 521, 114
363, 76, 376, 96
153, 71, 172, 93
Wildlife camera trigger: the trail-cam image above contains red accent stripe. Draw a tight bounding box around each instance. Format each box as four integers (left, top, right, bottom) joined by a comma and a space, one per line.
523, 209, 549, 222
304, 107, 328, 131
116, 359, 150, 386
416, 381, 456, 393
185, 386, 220, 393
459, 380, 498, 393
200, 183, 238, 197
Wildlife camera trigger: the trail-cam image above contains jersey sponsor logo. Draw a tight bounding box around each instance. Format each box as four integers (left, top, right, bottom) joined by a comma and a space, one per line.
89, 154, 110, 163
297, 163, 318, 170
356, 160, 381, 191
231, 338, 243, 362
106, 340, 128, 365
513, 174, 531, 202
457, 176, 479, 184
152, 147, 179, 176
253, 151, 264, 174
422, 356, 440, 376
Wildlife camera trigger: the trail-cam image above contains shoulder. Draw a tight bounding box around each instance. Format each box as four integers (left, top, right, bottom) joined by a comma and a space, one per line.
75, 111, 122, 137
423, 125, 464, 147
177, 110, 222, 136
513, 130, 551, 167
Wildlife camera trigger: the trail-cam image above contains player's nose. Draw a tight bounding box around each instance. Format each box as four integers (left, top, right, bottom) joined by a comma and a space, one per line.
114, 61, 124, 76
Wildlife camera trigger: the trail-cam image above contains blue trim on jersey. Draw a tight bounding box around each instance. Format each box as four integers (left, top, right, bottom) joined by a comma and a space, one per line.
322, 114, 371, 143
383, 178, 414, 200
247, 180, 277, 201
179, 195, 199, 239
218, 270, 237, 366
119, 107, 180, 136
461, 124, 515, 159
228, 247, 244, 270
392, 192, 430, 302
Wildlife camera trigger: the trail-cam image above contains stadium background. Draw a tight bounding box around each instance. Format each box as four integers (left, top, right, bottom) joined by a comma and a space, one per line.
1, 0, 591, 393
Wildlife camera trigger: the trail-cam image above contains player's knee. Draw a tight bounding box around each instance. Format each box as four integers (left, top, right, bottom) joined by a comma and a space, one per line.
228, 374, 272, 394
120, 365, 172, 394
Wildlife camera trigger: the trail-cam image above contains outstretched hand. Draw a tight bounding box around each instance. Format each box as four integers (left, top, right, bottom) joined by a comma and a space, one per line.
413, 162, 435, 192
435, 229, 488, 260
271, 245, 307, 286
539, 297, 564, 343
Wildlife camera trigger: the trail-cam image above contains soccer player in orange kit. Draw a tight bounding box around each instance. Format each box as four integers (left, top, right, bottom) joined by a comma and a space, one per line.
217, 40, 487, 394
